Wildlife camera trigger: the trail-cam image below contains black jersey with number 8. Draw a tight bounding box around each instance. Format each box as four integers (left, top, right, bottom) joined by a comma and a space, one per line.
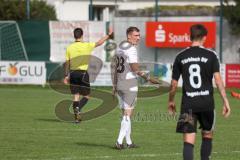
172, 46, 220, 112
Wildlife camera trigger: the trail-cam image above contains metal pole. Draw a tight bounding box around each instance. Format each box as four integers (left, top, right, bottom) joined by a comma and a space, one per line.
154, 0, 159, 62
89, 0, 93, 20
0, 29, 1, 60
26, 0, 30, 20
155, 0, 158, 22
115, 0, 118, 16
219, 0, 223, 62
153, 0, 159, 76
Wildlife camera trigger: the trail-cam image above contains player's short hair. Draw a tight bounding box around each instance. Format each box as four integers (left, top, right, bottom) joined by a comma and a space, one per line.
190, 24, 208, 41
126, 26, 140, 36
74, 28, 83, 39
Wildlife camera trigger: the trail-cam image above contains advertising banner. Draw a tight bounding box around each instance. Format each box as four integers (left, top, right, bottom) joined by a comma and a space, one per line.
146, 22, 216, 48
90, 62, 112, 86
49, 21, 106, 62
0, 61, 46, 85
226, 64, 240, 88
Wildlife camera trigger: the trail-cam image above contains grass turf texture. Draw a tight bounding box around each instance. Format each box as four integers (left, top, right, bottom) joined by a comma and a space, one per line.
0, 85, 239, 160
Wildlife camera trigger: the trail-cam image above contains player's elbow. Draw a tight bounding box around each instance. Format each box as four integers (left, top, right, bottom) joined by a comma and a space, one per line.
215, 79, 224, 89
215, 80, 221, 87
132, 68, 139, 73
130, 63, 139, 73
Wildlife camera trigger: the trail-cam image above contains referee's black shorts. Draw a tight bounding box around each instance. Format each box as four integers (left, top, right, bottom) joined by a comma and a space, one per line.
176, 110, 215, 133
69, 70, 90, 96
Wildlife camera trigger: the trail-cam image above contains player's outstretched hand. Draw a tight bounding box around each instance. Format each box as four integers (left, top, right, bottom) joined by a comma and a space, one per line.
222, 99, 231, 118
149, 77, 161, 84
63, 76, 69, 85
168, 101, 176, 116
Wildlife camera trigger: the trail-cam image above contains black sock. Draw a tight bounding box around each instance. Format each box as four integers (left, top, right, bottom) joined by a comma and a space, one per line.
79, 97, 89, 111
183, 142, 194, 160
201, 138, 212, 160
72, 101, 79, 114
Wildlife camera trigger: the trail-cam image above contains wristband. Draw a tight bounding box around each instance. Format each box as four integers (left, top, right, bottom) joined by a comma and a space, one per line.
108, 33, 113, 37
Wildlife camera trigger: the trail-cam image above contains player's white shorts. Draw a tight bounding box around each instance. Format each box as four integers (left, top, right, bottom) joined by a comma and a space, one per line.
117, 88, 138, 109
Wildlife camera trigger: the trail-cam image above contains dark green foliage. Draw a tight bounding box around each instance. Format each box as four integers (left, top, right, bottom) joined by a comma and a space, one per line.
118, 5, 218, 17
0, 0, 56, 20
224, 0, 240, 35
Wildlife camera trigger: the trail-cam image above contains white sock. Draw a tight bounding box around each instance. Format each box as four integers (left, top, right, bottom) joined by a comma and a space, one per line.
125, 116, 132, 145
117, 116, 128, 144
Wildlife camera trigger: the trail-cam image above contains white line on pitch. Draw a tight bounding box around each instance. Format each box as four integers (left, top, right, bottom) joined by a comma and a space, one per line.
19, 150, 240, 160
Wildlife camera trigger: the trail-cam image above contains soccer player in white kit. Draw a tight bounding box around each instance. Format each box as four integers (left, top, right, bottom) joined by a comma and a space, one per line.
112, 26, 158, 149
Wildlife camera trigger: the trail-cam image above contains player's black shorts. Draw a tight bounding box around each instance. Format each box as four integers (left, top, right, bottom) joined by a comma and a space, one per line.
69, 70, 90, 96
176, 110, 215, 133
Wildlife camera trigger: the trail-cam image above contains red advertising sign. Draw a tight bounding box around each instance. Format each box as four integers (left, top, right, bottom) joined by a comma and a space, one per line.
226, 64, 240, 88
146, 22, 216, 48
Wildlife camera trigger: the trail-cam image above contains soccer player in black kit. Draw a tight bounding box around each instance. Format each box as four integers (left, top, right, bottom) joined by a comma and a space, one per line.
168, 24, 231, 160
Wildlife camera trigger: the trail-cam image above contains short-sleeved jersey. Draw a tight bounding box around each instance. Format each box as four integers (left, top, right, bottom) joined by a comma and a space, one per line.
172, 46, 220, 112
115, 45, 138, 91
66, 42, 95, 70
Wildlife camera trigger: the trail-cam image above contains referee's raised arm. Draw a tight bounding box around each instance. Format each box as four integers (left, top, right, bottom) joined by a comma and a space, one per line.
95, 28, 113, 47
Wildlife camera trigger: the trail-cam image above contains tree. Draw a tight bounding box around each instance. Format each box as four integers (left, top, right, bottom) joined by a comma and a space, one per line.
117, 5, 218, 17
224, 0, 240, 35
0, 0, 56, 20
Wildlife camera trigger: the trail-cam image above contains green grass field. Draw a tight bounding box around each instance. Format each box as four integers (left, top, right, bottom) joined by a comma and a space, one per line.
0, 85, 240, 160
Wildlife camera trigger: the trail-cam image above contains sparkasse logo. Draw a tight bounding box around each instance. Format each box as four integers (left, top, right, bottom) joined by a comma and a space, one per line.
146, 22, 216, 48
155, 25, 166, 42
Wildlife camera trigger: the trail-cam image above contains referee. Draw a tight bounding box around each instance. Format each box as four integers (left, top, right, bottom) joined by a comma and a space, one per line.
64, 27, 113, 123
168, 24, 231, 160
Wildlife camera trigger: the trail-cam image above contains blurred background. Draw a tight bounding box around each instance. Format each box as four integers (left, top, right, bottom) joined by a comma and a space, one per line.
1, 2, 240, 160
0, 0, 239, 87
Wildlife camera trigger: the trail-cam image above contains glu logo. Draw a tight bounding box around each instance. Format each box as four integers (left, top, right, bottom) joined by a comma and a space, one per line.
155, 25, 166, 42
8, 62, 18, 76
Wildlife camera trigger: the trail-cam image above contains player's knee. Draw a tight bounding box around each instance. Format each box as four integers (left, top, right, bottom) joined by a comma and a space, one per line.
202, 131, 213, 139
183, 133, 196, 145
124, 108, 133, 117
123, 112, 131, 117
74, 94, 80, 101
